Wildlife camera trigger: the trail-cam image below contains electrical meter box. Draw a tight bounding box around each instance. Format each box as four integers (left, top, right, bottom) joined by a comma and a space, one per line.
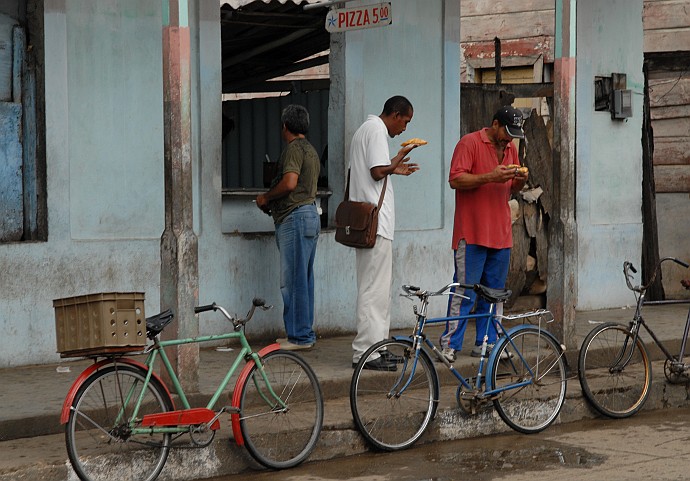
612, 89, 632, 119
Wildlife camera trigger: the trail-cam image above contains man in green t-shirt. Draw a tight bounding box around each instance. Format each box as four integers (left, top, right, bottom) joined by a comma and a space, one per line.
256, 105, 320, 350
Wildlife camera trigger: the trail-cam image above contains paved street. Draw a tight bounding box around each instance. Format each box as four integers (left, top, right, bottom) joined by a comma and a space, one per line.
209, 406, 690, 481
2, 303, 690, 480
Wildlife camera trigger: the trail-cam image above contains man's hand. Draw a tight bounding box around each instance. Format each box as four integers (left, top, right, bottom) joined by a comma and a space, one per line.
450, 164, 525, 190
370, 144, 420, 181
494, 165, 519, 183
255, 194, 271, 215
392, 144, 420, 175
393, 159, 420, 176
512, 166, 529, 181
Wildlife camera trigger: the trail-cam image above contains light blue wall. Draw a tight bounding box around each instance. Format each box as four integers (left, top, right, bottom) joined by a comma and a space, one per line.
0, 0, 459, 366
197, 0, 460, 337
0, 0, 164, 367
336, 0, 459, 323
576, 0, 644, 309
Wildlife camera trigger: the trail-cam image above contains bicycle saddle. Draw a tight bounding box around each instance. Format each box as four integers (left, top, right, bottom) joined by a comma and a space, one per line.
474, 285, 512, 303
146, 309, 174, 339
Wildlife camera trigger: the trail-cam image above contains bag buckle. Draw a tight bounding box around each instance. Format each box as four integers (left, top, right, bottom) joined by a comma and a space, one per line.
345, 226, 351, 235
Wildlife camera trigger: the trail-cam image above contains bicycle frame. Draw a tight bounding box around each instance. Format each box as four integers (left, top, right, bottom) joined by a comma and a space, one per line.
61, 329, 286, 443
399, 292, 556, 400
611, 269, 690, 373
616, 256, 690, 369
623, 304, 690, 368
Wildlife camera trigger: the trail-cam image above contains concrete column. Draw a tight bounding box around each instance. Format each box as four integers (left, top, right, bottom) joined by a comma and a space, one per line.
160, 0, 199, 391
548, 0, 577, 349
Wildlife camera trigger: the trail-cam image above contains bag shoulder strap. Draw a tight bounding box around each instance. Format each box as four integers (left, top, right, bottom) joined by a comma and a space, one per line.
345, 168, 388, 209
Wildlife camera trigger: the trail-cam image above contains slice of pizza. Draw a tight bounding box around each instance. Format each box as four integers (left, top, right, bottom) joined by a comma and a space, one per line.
401, 138, 428, 147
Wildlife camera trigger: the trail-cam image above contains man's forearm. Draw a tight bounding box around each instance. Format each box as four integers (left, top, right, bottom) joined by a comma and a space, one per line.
449, 172, 493, 190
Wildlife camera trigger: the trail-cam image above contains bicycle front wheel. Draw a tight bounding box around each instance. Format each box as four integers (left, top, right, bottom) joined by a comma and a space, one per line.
578, 322, 651, 418
489, 326, 567, 433
65, 364, 173, 481
238, 350, 323, 469
350, 339, 439, 451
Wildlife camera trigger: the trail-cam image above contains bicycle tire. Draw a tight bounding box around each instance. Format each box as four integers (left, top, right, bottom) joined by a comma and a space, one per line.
489, 326, 567, 433
238, 350, 324, 469
578, 322, 652, 418
65, 364, 173, 481
350, 339, 439, 451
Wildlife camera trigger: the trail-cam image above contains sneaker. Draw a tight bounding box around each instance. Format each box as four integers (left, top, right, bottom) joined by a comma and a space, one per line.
471, 343, 512, 360
471, 343, 495, 358
277, 340, 314, 351
441, 347, 456, 363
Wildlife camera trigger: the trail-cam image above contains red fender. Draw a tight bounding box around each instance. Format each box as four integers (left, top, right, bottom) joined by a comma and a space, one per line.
60, 357, 174, 424
230, 343, 281, 446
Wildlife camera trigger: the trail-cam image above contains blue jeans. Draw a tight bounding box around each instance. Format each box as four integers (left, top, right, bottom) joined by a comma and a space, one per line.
275, 204, 320, 345
440, 242, 511, 350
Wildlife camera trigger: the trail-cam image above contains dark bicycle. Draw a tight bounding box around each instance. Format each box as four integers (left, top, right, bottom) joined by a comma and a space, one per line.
578, 257, 690, 418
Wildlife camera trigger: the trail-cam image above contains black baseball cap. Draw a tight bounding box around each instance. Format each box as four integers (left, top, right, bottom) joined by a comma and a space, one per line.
493, 106, 525, 139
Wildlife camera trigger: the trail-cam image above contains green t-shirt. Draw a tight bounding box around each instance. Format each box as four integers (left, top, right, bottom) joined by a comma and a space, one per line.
269, 138, 320, 224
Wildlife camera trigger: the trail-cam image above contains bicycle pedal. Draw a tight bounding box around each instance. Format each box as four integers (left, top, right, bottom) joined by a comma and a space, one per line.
222, 406, 240, 414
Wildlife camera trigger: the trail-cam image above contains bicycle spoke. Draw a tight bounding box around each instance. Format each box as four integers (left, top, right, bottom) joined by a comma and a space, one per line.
490, 328, 567, 433
239, 351, 323, 469
578, 323, 652, 418
350, 340, 439, 451
65, 365, 172, 481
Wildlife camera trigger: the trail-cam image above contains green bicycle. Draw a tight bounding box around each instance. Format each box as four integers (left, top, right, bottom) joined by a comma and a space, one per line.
61, 299, 323, 481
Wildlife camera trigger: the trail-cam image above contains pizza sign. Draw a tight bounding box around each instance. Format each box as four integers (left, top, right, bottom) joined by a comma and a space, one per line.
325, 3, 392, 33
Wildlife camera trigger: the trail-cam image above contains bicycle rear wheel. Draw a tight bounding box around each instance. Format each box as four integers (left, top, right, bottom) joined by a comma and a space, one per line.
578, 322, 651, 418
238, 350, 323, 469
350, 339, 439, 451
65, 364, 173, 481
489, 326, 567, 433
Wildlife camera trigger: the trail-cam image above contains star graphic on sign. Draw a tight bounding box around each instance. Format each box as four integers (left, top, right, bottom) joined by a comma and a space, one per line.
327, 14, 337, 27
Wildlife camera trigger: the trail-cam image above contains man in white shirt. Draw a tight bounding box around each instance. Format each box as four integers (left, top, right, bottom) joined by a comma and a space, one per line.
349, 95, 420, 370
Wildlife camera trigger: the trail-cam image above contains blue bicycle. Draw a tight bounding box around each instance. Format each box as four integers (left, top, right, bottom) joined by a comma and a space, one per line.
350, 282, 568, 451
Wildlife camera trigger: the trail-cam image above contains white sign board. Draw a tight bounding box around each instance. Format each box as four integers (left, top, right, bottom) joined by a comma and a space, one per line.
325, 2, 392, 33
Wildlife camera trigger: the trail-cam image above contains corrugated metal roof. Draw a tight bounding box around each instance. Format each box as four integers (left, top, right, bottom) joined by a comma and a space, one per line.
221, 0, 323, 8
220, 0, 329, 93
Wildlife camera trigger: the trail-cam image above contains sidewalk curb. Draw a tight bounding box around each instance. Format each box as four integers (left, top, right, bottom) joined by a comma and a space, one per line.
2, 361, 689, 481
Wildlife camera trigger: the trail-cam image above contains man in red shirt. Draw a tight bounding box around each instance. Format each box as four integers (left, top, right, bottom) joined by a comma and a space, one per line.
440, 106, 528, 362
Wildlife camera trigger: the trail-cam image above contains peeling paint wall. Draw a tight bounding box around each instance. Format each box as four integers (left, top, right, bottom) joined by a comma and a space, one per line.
0, 0, 460, 367
0, 0, 164, 367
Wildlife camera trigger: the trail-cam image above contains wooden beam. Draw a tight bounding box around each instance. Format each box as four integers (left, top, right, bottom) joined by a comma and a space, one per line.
655, 165, 690, 192
653, 138, 690, 165
223, 53, 329, 93
228, 78, 330, 94
222, 28, 317, 69
645, 51, 690, 72
462, 82, 553, 99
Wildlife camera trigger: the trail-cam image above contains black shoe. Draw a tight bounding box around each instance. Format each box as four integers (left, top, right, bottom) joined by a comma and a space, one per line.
352, 357, 397, 371
380, 350, 405, 364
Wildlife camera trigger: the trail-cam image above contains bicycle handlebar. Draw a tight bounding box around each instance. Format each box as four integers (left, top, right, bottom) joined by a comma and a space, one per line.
401, 282, 474, 300
624, 257, 689, 293
194, 298, 272, 328
194, 303, 217, 314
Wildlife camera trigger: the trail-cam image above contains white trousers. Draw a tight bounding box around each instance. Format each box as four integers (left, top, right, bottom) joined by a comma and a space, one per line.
352, 236, 392, 363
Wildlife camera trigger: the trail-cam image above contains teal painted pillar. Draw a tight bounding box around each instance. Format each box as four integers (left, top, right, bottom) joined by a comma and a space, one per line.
548, 0, 577, 349
160, 0, 199, 391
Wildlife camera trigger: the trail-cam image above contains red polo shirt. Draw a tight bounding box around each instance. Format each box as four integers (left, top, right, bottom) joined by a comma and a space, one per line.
449, 128, 519, 250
